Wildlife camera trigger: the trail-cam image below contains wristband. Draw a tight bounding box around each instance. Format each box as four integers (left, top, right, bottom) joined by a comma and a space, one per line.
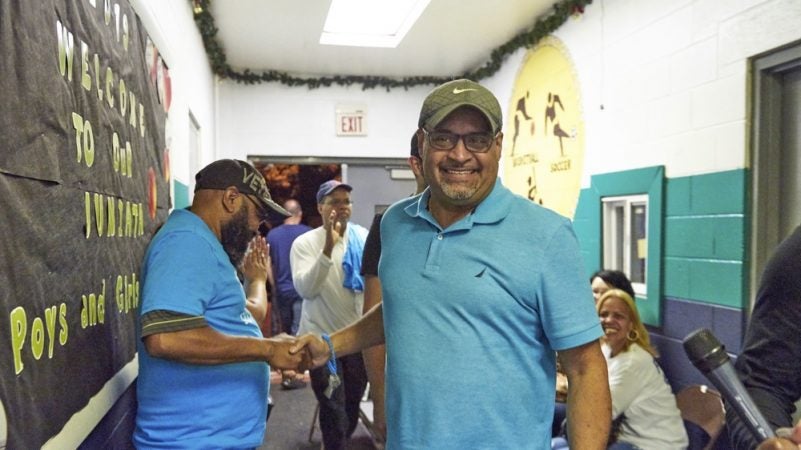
321, 334, 337, 373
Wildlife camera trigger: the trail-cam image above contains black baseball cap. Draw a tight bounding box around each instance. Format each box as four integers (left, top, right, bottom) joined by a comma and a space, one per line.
195, 159, 290, 216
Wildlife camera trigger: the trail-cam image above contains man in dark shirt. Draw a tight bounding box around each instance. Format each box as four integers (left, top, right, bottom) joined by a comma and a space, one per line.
266, 198, 311, 389
360, 132, 426, 441
729, 224, 801, 449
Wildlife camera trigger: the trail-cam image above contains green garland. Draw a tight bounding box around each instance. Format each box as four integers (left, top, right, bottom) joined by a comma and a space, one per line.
191, 0, 592, 90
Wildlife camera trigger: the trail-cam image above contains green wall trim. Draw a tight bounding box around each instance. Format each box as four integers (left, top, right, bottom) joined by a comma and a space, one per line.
575, 168, 749, 313
666, 169, 746, 216
592, 166, 665, 197
663, 169, 748, 309
665, 216, 745, 261
573, 188, 601, 266
173, 180, 190, 210
663, 258, 743, 308
587, 166, 665, 326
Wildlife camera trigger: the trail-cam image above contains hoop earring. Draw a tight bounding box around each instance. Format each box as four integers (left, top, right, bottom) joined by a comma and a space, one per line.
627, 329, 640, 342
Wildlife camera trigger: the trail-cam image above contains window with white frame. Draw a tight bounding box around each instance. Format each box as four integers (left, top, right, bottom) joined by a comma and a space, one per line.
602, 194, 648, 297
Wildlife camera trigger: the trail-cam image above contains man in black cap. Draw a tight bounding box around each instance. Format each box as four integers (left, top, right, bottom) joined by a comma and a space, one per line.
290, 179, 369, 450
134, 159, 304, 449
293, 79, 611, 449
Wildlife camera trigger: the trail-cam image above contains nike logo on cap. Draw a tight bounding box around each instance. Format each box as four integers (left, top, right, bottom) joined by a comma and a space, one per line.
453, 87, 476, 94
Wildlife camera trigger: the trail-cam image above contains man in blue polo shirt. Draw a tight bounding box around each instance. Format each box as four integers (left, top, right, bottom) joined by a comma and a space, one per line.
293, 80, 611, 449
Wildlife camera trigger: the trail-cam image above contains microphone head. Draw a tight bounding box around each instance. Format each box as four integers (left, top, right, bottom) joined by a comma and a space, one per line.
683, 328, 730, 373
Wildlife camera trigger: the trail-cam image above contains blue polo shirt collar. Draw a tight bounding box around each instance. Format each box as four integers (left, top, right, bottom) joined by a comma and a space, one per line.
403, 178, 512, 232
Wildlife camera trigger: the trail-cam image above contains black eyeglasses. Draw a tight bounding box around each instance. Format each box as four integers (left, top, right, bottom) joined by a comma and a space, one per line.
422, 128, 498, 153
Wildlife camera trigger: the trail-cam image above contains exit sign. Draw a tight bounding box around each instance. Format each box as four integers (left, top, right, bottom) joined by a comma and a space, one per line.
336, 106, 367, 136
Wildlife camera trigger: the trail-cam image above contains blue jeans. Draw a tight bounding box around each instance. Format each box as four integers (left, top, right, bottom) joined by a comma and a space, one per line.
552, 401, 567, 437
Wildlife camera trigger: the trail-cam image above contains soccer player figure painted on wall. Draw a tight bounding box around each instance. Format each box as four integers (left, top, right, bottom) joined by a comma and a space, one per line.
292, 79, 611, 450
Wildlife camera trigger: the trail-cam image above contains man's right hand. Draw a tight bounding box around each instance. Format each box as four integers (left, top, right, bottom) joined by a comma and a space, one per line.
323, 209, 343, 257
757, 438, 801, 450
758, 421, 801, 450
289, 333, 332, 370
265, 333, 309, 370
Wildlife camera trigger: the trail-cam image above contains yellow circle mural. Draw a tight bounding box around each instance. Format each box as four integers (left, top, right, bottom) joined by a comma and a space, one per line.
503, 36, 584, 219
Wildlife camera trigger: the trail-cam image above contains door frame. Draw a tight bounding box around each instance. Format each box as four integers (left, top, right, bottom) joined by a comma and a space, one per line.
749, 42, 801, 308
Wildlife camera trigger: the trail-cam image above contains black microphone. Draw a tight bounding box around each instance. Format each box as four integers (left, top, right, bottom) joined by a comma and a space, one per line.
683, 328, 776, 442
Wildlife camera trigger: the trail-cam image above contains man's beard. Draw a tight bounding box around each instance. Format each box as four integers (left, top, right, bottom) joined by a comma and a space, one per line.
220, 206, 252, 267
440, 181, 478, 201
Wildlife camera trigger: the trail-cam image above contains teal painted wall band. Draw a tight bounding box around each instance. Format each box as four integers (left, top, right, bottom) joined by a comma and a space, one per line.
575, 168, 748, 313
173, 180, 190, 210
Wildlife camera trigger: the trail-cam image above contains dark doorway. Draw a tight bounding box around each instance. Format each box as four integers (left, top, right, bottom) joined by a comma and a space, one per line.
249, 156, 415, 232
253, 162, 341, 230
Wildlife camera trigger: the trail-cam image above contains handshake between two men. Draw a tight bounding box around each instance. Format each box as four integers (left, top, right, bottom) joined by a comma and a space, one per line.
264, 333, 341, 372
264, 299, 386, 372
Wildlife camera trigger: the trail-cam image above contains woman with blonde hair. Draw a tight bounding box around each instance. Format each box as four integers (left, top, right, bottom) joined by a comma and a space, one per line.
597, 289, 688, 450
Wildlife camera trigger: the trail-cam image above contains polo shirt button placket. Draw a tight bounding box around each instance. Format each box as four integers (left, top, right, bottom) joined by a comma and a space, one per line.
437, 234, 443, 240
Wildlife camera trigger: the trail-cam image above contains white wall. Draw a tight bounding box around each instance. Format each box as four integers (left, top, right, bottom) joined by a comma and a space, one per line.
216, 81, 433, 160
130, 0, 216, 189
214, 51, 527, 162
553, 0, 801, 184
214, 50, 532, 184
216, 0, 801, 188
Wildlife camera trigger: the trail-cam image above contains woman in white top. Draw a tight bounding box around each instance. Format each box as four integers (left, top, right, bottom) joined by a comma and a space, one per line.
598, 289, 688, 450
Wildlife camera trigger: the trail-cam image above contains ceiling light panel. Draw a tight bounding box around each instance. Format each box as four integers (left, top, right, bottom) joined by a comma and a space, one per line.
320, 0, 430, 48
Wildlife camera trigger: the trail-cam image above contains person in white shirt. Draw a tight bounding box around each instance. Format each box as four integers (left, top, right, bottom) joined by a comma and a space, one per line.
598, 289, 688, 450
290, 180, 369, 450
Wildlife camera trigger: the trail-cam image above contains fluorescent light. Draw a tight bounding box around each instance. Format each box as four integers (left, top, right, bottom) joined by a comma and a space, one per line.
320, 0, 430, 48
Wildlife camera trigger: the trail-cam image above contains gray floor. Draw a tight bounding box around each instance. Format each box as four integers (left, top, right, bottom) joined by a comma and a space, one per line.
260, 372, 378, 450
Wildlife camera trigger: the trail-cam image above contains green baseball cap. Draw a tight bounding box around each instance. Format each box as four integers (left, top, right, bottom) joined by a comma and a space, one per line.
418, 79, 502, 134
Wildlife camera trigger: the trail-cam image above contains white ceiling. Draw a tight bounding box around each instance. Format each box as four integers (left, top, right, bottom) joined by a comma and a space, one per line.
210, 0, 560, 78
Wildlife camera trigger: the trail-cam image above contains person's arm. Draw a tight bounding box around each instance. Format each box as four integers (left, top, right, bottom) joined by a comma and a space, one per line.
290, 230, 331, 300
362, 274, 387, 440
555, 369, 569, 403
291, 302, 385, 368
559, 340, 611, 450
144, 326, 304, 369
241, 236, 269, 323
140, 232, 305, 370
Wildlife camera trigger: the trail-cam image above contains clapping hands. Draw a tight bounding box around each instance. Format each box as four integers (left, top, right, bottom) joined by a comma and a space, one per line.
241, 236, 270, 284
